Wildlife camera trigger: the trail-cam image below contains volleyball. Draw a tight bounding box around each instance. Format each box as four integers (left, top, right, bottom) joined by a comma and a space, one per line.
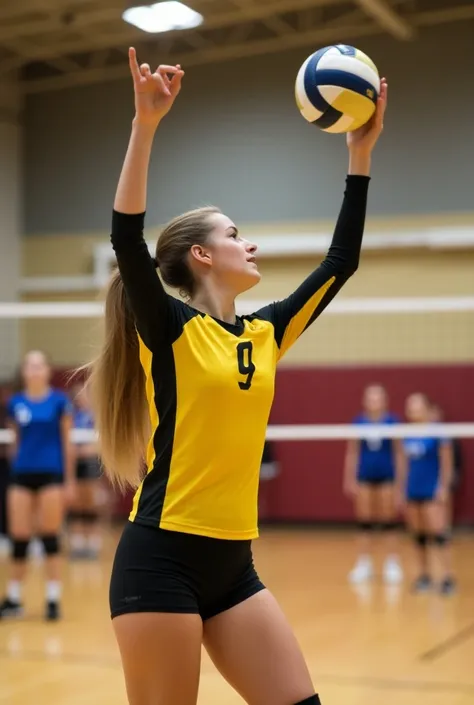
295, 44, 380, 134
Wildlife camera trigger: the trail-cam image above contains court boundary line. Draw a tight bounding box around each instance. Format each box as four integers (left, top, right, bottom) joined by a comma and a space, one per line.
418, 621, 474, 662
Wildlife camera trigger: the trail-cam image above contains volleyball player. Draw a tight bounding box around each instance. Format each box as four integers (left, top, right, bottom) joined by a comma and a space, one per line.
0, 350, 76, 620
403, 393, 456, 594
69, 383, 102, 559
87, 49, 386, 705
0, 382, 12, 557
344, 384, 403, 584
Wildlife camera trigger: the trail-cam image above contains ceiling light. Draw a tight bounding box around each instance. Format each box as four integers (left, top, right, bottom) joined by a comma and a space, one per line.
123, 1, 203, 33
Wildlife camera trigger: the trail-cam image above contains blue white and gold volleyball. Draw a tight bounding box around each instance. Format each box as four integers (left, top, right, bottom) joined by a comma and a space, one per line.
295, 45, 380, 133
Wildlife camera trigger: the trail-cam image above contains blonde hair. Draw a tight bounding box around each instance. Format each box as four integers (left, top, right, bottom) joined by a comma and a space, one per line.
86, 206, 221, 490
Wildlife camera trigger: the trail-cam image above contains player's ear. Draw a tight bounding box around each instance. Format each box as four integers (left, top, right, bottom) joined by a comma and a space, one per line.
189, 244, 212, 267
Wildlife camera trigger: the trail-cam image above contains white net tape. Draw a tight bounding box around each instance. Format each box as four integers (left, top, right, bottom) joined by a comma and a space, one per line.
1, 297, 474, 318
0, 423, 473, 446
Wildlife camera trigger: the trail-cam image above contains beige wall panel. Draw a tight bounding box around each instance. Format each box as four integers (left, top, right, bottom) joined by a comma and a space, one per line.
20, 236, 474, 367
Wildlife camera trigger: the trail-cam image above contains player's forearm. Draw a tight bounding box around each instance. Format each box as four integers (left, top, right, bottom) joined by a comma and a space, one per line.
348, 148, 372, 177
114, 120, 159, 215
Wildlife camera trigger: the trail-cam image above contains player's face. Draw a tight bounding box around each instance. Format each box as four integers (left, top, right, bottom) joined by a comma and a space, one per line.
205, 213, 261, 293
22, 350, 51, 388
405, 393, 429, 423
363, 385, 387, 414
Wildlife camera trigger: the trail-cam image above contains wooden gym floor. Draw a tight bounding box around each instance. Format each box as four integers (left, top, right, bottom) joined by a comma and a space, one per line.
1, 526, 474, 705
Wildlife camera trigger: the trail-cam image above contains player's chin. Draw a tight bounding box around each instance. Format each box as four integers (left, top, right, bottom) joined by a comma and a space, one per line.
237, 267, 261, 293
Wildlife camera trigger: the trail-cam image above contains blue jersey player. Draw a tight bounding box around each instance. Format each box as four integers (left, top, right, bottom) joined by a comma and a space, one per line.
0, 350, 75, 621
344, 384, 404, 585
403, 393, 455, 595
69, 383, 103, 560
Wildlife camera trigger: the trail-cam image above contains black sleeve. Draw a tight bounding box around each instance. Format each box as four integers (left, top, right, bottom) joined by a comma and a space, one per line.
255, 175, 369, 360
110, 210, 183, 347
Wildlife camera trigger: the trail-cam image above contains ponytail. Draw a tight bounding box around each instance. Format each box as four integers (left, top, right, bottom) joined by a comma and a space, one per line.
86, 268, 149, 490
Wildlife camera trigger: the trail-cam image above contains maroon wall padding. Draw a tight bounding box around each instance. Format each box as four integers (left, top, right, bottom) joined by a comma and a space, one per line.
260, 364, 474, 525
51, 364, 474, 526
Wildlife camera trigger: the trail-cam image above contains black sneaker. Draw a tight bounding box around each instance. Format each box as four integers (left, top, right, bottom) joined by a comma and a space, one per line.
0, 597, 24, 619
412, 575, 432, 593
45, 601, 61, 621
440, 576, 456, 596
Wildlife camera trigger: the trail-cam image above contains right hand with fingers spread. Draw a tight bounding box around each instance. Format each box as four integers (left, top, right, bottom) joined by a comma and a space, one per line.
128, 47, 184, 127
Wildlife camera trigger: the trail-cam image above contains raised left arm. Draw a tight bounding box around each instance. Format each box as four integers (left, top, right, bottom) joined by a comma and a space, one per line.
255, 79, 387, 359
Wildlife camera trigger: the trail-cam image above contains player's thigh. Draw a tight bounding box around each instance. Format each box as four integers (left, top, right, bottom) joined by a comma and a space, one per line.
37, 484, 65, 534
375, 483, 396, 521
113, 612, 202, 705
7, 485, 35, 537
203, 589, 315, 705
404, 502, 422, 533
354, 483, 374, 519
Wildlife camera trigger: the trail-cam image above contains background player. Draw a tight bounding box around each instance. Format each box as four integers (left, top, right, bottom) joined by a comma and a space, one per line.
0, 350, 75, 620
69, 383, 102, 560
85, 48, 386, 705
344, 384, 403, 584
403, 392, 456, 594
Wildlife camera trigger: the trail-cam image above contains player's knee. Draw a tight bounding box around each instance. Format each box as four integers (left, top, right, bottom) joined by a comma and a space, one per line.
294, 696, 321, 705
358, 521, 375, 533
415, 533, 428, 547
433, 533, 449, 547
379, 521, 397, 532
81, 510, 99, 524
12, 539, 29, 561
40, 534, 61, 556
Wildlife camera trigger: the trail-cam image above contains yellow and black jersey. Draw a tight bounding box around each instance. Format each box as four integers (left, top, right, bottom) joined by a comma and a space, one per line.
111, 175, 370, 540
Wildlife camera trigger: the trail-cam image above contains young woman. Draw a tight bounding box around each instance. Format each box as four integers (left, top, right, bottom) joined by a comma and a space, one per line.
344, 384, 404, 585
69, 383, 102, 559
403, 393, 456, 595
0, 350, 75, 620
87, 48, 387, 705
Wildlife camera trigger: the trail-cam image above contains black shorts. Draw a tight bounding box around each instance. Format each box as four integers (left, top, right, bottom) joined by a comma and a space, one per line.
109, 521, 265, 621
10, 472, 63, 492
358, 477, 394, 487
76, 457, 102, 481
406, 496, 435, 505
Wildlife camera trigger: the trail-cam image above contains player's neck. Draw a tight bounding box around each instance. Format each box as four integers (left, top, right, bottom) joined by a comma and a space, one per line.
24, 383, 51, 400
190, 284, 237, 324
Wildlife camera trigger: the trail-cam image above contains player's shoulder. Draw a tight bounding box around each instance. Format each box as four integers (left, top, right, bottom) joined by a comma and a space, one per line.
8, 392, 24, 408
384, 412, 399, 424
50, 388, 73, 412
352, 413, 366, 424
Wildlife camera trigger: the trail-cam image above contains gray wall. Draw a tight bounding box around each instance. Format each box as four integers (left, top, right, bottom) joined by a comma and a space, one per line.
24, 21, 474, 235
0, 75, 22, 376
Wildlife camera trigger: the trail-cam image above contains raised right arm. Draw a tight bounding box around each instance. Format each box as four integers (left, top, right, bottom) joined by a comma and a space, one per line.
110, 50, 184, 344
111, 121, 173, 341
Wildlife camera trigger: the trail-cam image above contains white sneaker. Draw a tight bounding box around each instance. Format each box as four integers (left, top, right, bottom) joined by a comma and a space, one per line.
349, 557, 373, 584
383, 557, 403, 585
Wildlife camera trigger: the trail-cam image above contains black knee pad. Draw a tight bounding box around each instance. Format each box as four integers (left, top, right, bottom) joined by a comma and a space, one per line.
40, 534, 60, 556
379, 521, 397, 532
81, 510, 99, 524
67, 510, 82, 522
358, 521, 375, 532
415, 533, 428, 547
12, 539, 29, 561
433, 533, 449, 546
294, 696, 321, 705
